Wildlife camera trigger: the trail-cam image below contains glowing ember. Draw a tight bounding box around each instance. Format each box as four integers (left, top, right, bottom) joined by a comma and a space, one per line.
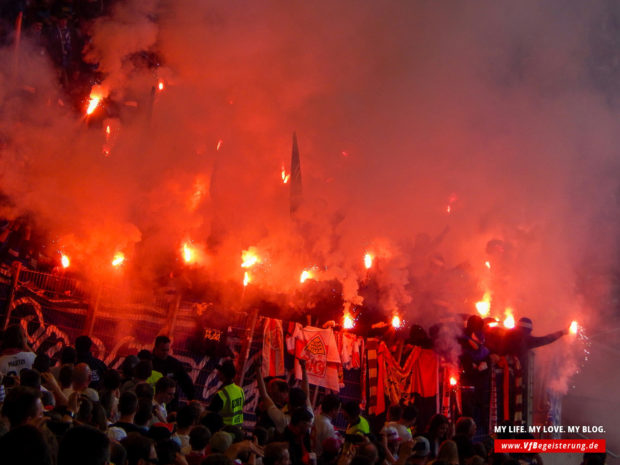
503, 311, 515, 329
364, 253, 373, 270
241, 249, 260, 268
105, 125, 111, 135
569, 320, 579, 335
449, 376, 458, 387
243, 271, 250, 287
446, 205, 452, 214
343, 314, 355, 329
61, 254, 70, 269
182, 242, 194, 263
158, 80, 164, 91
391, 315, 402, 328
300, 270, 312, 283
488, 321, 499, 328
281, 166, 290, 184
475, 292, 491, 317
216, 139, 223, 151
112, 252, 125, 267
485, 261, 491, 269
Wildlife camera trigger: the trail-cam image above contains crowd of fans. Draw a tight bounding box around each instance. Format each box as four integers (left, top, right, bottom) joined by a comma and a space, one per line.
0, 323, 607, 465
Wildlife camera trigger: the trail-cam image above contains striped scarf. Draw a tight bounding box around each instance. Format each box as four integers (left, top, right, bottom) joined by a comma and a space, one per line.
366, 338, 381, 414
489, 361, 497, 433
513, 356, 523, 423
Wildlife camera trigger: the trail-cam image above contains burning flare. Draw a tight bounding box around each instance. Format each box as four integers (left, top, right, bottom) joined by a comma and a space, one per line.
85, 85, 106, 116
343, 314, 355, 329
243, 271, 250, 287
475, 292, 491, 317
216, 139, 223, 151
60, 254, 70, 269
569, 320, 579, 335
300, 270, 313, 284
241, 249, 260, 268
391, 314, 402, 328
182, 242, 194, 264
364, 253, 373, 270
281, 166, 290, 184
503, 310, 515, 329
157, 80, 164, 91
485, 261, 491, 269
112, 252, 125, 267
449, 376, 458, 387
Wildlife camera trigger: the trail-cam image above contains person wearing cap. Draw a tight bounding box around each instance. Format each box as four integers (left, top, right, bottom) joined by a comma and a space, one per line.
343, 401, 370, 437
208, 359, 245, 426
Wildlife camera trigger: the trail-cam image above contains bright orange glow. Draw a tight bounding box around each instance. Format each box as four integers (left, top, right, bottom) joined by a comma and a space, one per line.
112, 252, 125, 267
449, 376, 458, 387
241, 249, 260, 268
364, 253, 373, 270
569, 320, 579, 335
182, 242, 194, 263
158, 80, 164, 91
488, 321, 499, 328
391, 315, 402, 328
475, 292, 491, 317
343, 314, 355, 329
281, 166, 290, 184
105, 125, 111, 135
485, 261, 491, 269
446, 205, 452, 214
300, 270, 312, 283
503, 311, 515, 329
216, 139, 223, 151
243, 271, 250, 287
61, 254, 70, 269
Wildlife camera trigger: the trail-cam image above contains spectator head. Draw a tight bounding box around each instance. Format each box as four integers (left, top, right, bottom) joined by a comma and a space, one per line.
387, 405, 403, 422
2, 325, 27, 351
289, 407, 313, 435
356, 442, 379, 464
455, 416, 476, 438
267, 378, 289, 406
321, 394, 341, 416
59, 346, 77, 365
0, 425, 53, 465
76, 396, 94, 424
134, 361, 152, 381
75, 336, 93, 354
201, 411, 224, 434
1, 386, 43, 428
110, 441, 127, 465
120, 355, 139, 379
222, 424, 243, 443
19, 368, 41, 389
118, 390, 139, 417
427, 414, 450, 439
189, 425, 211, 452
72, 363, 92, 389
155, 439, 180, 465
103, 369, 122, 391
466, 315, 484, 335
154, 376, 176, 404
137, 349, 152, 361
134, 398, 153, 427
33, 354, 51, 373
263, 442, 291, 465
402, 405, 419, 426
288, 387, 307, 409
216, 360, 236, 382
517, 317, 534, 334
153, 335, 171, 359
436, 440, 459, 464
209, 431, 234, 453
99, 389, 118, 422
177, 404, 200, 430
411, 436, 430, 459
59, 364, 74, 389
121, 432, 156, 465
135, 382, 154, 400
58, 425, 110, 465
343, 401, 361, 422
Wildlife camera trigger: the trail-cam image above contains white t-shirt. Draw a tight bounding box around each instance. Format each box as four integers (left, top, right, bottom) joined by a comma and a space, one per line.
314, 413, 338, 455
0, 351, 35, 376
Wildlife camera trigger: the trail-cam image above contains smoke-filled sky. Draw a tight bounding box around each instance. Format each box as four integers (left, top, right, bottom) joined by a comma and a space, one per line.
1, 0, 620, 437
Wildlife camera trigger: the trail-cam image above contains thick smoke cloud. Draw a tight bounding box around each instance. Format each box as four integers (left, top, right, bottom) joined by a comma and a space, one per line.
1, 0, 620, 449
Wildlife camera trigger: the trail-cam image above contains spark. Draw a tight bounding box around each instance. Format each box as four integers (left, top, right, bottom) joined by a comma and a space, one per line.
157, 80, 164, 91
183, 242, 194, 263
449, 376, 458, 387
112, 252, 125, 267
364, 253, 373, 270
105, 125, 111, 135
485, 261, 491, 269
281, 166, 290, 184
241, 249, 260, 268
300, 270, 313, 283
243, 271, 250, 287
86, 96, 100, 115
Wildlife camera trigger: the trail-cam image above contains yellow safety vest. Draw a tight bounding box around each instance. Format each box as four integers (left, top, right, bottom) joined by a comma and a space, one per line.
217, 383, 245, 425
346, 416, 370, 436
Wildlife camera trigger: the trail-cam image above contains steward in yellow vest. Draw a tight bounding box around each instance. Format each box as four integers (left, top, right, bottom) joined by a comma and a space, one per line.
209, 360, 245, 426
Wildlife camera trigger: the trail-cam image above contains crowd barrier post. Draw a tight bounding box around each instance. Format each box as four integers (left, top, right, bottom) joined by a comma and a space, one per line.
3, 262, 21, 330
